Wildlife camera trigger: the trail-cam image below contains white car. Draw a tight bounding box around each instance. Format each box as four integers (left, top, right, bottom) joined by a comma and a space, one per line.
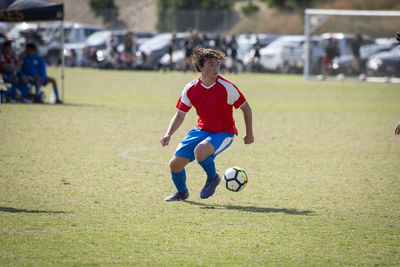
259, 35, 305, 73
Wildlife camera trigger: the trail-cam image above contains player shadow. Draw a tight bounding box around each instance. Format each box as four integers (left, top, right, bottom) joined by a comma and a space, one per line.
0, 206, 66, 214
184, 201, 313, 215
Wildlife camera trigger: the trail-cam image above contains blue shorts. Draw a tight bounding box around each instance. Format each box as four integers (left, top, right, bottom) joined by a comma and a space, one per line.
175, 126, 234, 162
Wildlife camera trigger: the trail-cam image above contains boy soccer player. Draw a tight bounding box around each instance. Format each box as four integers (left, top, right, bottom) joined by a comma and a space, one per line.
22, 43, 62, 104
160, 47, 254, 201
0, 41, 31, 103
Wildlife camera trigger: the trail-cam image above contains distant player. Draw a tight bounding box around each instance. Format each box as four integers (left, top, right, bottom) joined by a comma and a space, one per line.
160, 47, 254, 201
0, 41, 31, 103
22, 43, 62, 104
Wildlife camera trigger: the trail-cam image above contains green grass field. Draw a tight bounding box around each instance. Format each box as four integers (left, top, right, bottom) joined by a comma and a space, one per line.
1, 68, 399, 266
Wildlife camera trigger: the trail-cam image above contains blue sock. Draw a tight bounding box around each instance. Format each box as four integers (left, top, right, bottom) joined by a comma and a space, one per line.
198, 156, 217, 180
10, 82, 18, 99
20, 82, 30, 99
35, 84, 40, 96
171, 169, 187, 192
54, 87, 60, 100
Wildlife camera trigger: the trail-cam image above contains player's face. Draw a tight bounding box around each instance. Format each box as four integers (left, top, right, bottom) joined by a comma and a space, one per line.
201, 58, 220, 80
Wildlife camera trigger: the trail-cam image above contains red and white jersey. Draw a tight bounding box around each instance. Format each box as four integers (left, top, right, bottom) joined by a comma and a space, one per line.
176, 75, 246, 135
0, 53, 20, 74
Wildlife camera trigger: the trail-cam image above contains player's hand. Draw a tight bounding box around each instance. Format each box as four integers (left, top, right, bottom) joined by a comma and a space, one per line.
243, 134, 254, 144
160, 135, 171, 146
395, 122, 400, 135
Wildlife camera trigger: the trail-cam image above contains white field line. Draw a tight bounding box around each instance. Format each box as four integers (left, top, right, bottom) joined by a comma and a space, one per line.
119, 147, 169, 165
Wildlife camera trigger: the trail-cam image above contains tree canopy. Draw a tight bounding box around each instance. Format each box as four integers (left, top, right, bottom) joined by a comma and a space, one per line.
89, 0, 119, 24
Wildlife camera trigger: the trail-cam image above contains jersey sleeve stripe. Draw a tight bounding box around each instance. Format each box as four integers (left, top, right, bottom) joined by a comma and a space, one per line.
181, 79, 197, 107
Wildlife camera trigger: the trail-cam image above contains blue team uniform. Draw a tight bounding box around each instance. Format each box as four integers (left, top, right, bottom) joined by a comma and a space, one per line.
22, 52, 60, 101
23, 53, 47, 85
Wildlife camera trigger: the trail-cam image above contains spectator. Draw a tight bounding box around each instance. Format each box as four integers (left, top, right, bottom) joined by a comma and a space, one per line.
213, 34, 227, 72
167, 31, 177, 71
0, 41, 31, 103
199, 33, 209, 48
23, 43, 62, 104
105, 45, 119, 69
123, 32, 137, 69
396, 31, 400, 48
228, 34, 238, 73
182, 31, 193, 72
322, 38, 340, 79
252, 37, 261, 72
352, 34, 363, 75
191, 30, 201, 48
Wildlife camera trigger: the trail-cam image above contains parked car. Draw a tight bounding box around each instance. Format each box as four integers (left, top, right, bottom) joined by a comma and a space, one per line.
81, 30, 127, 68
138, 32, 185, 70
7, 22, 55, 55
241, 33, 281, 71
367, 46, 400, 77
42, 22, 104, 65
332, 43, 393, 76
320, 33, 375, 57
259, 35, 306, 73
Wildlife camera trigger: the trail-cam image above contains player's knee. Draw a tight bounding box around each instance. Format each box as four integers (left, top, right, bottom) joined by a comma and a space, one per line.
194, 143, 213, 162
169, 158, 183, 173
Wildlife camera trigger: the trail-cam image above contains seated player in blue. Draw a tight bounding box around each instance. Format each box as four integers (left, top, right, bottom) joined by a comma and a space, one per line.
22, 43, 62, 104
0, 41, 31, 103
160, 47, 254, 201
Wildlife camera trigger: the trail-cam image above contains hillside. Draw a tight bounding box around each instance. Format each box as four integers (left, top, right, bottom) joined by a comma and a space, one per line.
56, 0, 156, 32
54, 0, 399, 35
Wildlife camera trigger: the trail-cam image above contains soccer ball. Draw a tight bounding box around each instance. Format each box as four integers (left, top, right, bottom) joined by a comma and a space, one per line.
223, 167, 248, 192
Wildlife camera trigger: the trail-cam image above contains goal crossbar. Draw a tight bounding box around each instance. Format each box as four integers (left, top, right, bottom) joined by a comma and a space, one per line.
306, 9, 400, 17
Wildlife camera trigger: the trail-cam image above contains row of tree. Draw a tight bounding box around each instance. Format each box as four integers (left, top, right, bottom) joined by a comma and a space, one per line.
89, 0, 317, 27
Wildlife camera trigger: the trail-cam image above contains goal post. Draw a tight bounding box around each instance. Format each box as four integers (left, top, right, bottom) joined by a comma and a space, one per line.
304, 9, 400, 80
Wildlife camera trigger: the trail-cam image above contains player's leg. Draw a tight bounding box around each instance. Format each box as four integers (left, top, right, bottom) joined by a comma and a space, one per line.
3, 73, 17, 101
195, 141, 216, 179
165, 126, 209, 201
165, 155, 191, 202
169, 155, 190, 192
45, 76, 61, 103
33, 75, 42, 96
197, 132, 234, 199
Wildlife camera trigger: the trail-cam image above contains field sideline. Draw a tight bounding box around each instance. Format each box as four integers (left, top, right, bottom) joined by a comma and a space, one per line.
0, 68, 399, 266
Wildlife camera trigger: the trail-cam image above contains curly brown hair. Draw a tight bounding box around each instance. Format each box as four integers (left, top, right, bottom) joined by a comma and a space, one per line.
191, 47, 226, 72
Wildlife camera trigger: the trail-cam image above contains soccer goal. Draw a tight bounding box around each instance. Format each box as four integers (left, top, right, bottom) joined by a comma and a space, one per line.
304, 9, 400, 81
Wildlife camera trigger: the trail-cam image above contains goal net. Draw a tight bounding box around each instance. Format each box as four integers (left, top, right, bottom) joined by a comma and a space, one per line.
304, 9, 400, 81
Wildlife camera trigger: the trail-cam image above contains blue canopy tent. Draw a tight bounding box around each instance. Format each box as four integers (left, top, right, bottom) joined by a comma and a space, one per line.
0, 0, 65, 102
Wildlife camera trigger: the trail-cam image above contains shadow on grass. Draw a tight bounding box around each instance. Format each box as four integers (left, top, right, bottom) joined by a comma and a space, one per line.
184, 201, 313, 215
0, 206, 66, 214
31, 102, 102, 108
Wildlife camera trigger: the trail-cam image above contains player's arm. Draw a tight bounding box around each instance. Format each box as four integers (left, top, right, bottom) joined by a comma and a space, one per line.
240, 102, 254, 144
160, 110, 187, 146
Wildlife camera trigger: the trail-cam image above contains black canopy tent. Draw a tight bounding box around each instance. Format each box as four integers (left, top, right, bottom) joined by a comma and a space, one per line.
0, 0, 65, 102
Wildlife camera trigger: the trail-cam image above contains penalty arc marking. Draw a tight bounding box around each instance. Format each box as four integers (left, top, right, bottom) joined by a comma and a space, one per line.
119, 147, 168, 165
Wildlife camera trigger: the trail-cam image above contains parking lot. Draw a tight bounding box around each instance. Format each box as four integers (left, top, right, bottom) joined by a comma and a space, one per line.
1, 21, 400, 78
